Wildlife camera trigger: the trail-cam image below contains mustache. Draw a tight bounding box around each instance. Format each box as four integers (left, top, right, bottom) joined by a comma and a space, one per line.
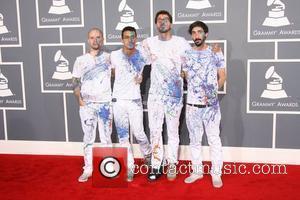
159, 26, 170, 33
193, 38, 204, 47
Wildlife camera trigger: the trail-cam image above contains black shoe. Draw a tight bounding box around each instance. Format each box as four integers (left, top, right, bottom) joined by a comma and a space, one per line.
148, 167, 162, 181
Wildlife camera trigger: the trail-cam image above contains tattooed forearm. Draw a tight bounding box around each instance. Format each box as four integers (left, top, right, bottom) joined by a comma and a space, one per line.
72, 77, 81, 91
72, 77, 85, 106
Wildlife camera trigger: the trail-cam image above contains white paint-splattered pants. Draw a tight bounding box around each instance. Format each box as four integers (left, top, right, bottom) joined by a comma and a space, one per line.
79, 102, 112, 174
147, 95, 183, 169
186, 104, 223, 176
113, 99, 151, 170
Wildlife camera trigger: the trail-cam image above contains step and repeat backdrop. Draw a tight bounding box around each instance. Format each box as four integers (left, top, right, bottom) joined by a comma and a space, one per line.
0, 0, 300, 162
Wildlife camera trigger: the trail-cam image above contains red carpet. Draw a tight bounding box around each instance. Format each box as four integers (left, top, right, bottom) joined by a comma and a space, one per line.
0, 154, 299, 200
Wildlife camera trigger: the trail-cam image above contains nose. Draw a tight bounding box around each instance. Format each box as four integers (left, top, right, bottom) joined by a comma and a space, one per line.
197, 32, 203, 38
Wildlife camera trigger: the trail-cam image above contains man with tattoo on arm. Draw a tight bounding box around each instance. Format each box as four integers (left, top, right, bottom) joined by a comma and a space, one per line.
72, 27, 113, 182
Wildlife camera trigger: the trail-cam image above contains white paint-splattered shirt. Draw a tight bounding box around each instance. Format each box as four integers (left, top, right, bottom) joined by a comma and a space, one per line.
72, 52, 111, 103
138, 35, 191, 102
111, 49, 146, 100
182, 46, 225, 105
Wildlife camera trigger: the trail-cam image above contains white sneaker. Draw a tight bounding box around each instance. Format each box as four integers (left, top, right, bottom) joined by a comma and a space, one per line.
78, 172, 92, 182
127, 169, 134, 182
211, 175, 223, 188
184, 173, 203, 184
127, 171, 134, 182
167, 163, 177, 181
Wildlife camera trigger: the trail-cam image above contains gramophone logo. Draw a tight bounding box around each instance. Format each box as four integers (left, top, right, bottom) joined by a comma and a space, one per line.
115, 0, 139, 30
0, 68, 13, 97
186, 0, 212, 9
48, 0, 71, 15
52, 50, 72, 80
262, 0, 290, 27
261, 66, 288, 99
0, 13, 9, 35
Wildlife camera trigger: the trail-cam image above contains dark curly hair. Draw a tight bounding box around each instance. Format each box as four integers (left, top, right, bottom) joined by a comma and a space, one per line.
155, 10, 173, 24
188, 21, 209, 35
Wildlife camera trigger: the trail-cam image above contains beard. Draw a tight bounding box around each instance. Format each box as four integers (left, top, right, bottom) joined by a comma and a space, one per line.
193, 36, 206, 47
91, 44, 100, 50
127, 42, 135, 49
158, 25, 170, 33
91, 38, 102, 50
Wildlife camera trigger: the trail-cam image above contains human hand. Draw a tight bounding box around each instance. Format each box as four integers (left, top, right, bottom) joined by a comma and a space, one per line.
212, 43, 221, 53
79, 99, 85, 107
134, 74, 143, 84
